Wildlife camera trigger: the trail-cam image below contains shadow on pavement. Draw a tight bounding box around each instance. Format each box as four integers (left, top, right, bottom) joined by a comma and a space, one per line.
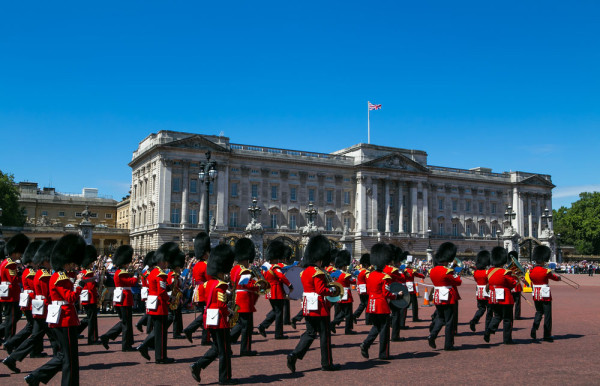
392, 351, 440, 360
237, 370, 309, 384
553, 334, 584, 341
81, 361, 138, 371
456, 343, 501, 350
342, 359, 392, 370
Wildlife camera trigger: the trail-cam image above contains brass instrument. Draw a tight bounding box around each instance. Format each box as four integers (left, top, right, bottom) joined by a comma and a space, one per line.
250, 265, 270, 294
97, 255, 108, 309
169, 271, 183, 311
224, 273, 240, 327
507, 255, 526, 280
323, 269, 344, 301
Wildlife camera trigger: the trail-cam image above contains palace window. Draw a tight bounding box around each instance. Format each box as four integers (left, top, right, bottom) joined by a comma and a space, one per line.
466, 201, 471, 212
229, 211, 238, 227
270, 213, 278, 229
189, 209, 198, 224
308, 188, 315, 202
479, 202, 484, 213
452, 200, 458, 212
105, 213, 113, 219
271, 185, 278, 200
326, 190, 333, 203
344, 191, 351, 205
231, 183, 238, 197
290, 187, 297, 201
438, 199, 444, 211
491, 203, 497, 214
171, 208, 181, 224
251, 184, 258, 198
290, 214, 297, 230
326, 216, 333, 231
172, 178, 181, 193
466, 224, 471, 236
438, 223, 444, 236
58, 211, 65, 217
479, 224, 485, 237
344, 217, 351, 231
190, 179, 198, 194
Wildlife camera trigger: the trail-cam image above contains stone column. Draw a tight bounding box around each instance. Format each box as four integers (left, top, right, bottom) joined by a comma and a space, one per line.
355, 175, 367, 236
422, 183, 429, 236
216, 164, 229, 229
537, 198, 543, 234
411, 182, 418, 234
99, 239, 105, 254
398, 181, 404, 233
512, 187, 520, 235
370, 177, 378, 233
181, 162, 189, 226
384, 179, 391, 234
199, 184, 206, 229
527, 194, 533, 237
159, 159, 173, 224
546, 195, 553, 231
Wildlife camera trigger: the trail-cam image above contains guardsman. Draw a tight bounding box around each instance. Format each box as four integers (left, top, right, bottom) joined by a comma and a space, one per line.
483, 247, 517, 345
469, 250, 492, 332
167, 256, 185, 339
383, 245, 406, 341
100, 245, 138, 352
287, 234, 341, 373
190, 243, 236, 384
257, 240, 293, 340
79, 245, 99, 345
0, 233, 29, 343
183, 232, 211, 345
229, 238, 262, 356
427, 242, 462, 351
135, 251, 155, 333
360, 243, 403, 360
403, 256, 425, 322
529, 245, 560, 342
25, 234, 86, 386
352, 253, 371, 325
280, 246, 293, 326
330, 250, 355, 335
508, 251, 523, 320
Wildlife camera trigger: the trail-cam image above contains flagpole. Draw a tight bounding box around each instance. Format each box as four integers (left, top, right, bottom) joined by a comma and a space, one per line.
367, 101, 370, 144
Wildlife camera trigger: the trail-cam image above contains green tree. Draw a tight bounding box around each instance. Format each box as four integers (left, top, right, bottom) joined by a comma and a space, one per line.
553, 192, 600, 255
0, 170, 25, 226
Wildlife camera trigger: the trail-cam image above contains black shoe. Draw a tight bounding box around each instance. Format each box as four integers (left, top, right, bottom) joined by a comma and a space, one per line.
156, 357, 175, 364
122, 347, 137, 352
391, 337, 406, 342
137, 345, 150, 361
530, 329, 537, 340
274, 336, 289, 340
428, 336, 436, 349
330, 324, 336, 334
352, 315, 358, 324
219, 380, 238, 385
240, 350, 258, 356
378, 356, 390, 360
100, 336, 110, 350
184, 330, 193, 344
173, 335, 185, 340
483, 333, 490, 343
322, 364, 341, 371
78, 335, 84, 339
287, 354, 297, 373
345, 330, 357, 335
469, 320, 476, 332
24, 374, 40, 386
291, 320, 297, 330
30, 352, 48, 358
444, 346, 458, 351
190, 364, 201, 382
258, 325, 267, 338
4, 344, 13, 355
136, 324, 143, 333
360, 343, 369, 359
543, 337, 554, 342
2, 357, 21, 373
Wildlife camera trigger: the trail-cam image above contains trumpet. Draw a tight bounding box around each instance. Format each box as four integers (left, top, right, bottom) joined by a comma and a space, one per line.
250, 265, 270, 294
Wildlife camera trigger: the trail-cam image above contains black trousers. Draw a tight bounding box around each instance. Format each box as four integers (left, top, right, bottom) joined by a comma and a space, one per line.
140, 314, 170, 360
80, 305, 98, 344
410, 292, 419, 321
389, 304, 402, 339
291, 309, 304, 323
259, 299, 285, 338
430, 304, 455, 350
331, 303, 354, 333
283, 299, 291, 324
136, 313, 151, 332
230, 312, 253, 354
533, 301, 552, 338
353, 294, 371, 324
183, 302, 209, 343
0, 302, 21, 341
471, 299, 493, 330
193, 327, 232, 383
291, 315, 333, 367
102, 306, 133, 350
31, 326, 79, 386
170, 306, 183, 337
363, 313, 391, 359
512, 292, 522, 319
10, 317, 57, 361
5, 309, 34, 350
487, 304, 514, 343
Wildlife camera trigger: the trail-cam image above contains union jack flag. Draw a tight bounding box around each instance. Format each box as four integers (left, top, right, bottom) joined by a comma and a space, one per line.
368, 102, 382, 110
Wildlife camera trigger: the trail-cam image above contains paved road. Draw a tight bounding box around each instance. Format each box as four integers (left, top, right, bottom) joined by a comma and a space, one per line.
1, 274, 598, 385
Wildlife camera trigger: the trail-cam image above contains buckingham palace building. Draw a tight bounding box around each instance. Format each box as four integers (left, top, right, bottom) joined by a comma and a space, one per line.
128, 130, 556, 260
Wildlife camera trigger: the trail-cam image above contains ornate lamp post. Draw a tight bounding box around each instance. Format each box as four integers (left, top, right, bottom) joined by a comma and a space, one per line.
198, 151, 217, 233
426, 227, 433, 262
504, 205, 516, 228
496, 229, 502, 246
556, 233, 562, 263
541, 208, 553, 230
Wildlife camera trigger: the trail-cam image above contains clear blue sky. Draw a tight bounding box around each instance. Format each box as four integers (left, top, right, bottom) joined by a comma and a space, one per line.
1, 1, 598, 209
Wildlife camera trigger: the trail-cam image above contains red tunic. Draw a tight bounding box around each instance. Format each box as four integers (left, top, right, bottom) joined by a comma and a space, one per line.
486, 268, 517, 305
230, 264, 259, 313
366, 270, 396, 314
114, 269, 137, 307
21, 267, 36, 310
301, 265, 333, 317
203, 279, 230, 329
81, 269, 98, 306
529, 266, 560, 302
336, 272, 355, 304
49, 271, 82, 328
192, 261, 208, 303
33, 269, 52, 319
403, 268, 424, 294
0, 258, 21, 302
429, 266, 462, 305
383, 265, 406, 283
264, 265, 291, 300
473, 269, 489, 300
356, 268, 369, 295
147, 267, 169, 316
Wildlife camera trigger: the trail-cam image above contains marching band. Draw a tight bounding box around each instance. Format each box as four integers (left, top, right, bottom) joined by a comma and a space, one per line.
0, 231, 570, 385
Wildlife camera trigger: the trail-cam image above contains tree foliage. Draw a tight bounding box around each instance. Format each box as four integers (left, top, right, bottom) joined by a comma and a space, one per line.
0, 170, 25, 227
553, 192, 600, 255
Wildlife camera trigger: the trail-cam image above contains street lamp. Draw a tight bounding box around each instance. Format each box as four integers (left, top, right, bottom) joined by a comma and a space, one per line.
541, 208, 553, 230
496, 229, 502, 246
248, 198, 262, 221
427, 227, 432, 249
504, 205, 516, 228
305, 202, 317, 225
556, 233, 562, 263
198, 151, 218, 233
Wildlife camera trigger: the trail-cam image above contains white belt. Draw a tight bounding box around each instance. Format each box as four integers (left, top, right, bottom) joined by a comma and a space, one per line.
533, 284, 549, 289
35, 295, 45, 300
23, 290, 34, 294
477, 285, 486, 290
52, 301, 68, 306
1, 282, 10, 285
434, 286, 452, 290
116, 287, 132, 291
303, 292, 317, 296
236, 289, 248, 293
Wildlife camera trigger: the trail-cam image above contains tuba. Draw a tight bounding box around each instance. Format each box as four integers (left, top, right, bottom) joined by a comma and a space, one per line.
224, 273, 240, 327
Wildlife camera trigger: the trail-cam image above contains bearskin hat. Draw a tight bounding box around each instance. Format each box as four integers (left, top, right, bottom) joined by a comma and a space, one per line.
360, 253, 370, 267
370, 243, 393, 270
508, 250, 519, 262
390, 245, 405, 264
335, 249, 351, 269
207, 243, 235, 277
142, 251, 155, 267
532, 245, 551, 263
168, 247, 186, 269
81, 245, 98, 269
434, 242, 457, 265
194, 232, 211, 260
234, 238, 255, 263
155, 242, 180, 265
21, 240, 43, 265
302, 234, 331, 267
491, 246, 508, 267
4, 233, 29, 257
51, 234, 86, 271
475, 250, 491, 270
266, 239, 286, 262
113, 245, 134, 268
283, 245, 293, 263
33, 240, 56, 266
